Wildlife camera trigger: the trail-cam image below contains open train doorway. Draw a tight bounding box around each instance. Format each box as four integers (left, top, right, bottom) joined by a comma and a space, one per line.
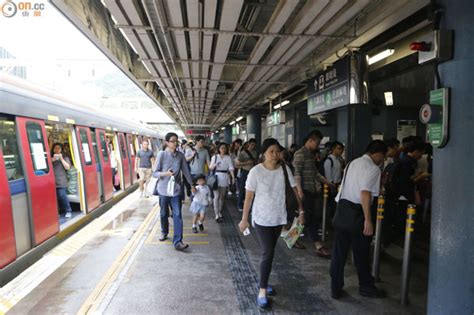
366, 25, 435, 304
45, 122, 84, 226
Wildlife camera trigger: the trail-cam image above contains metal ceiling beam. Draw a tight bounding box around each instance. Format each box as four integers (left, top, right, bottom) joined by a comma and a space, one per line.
139, 78, 290, 84
139, 58, 311, 69
115, 25, 356, 40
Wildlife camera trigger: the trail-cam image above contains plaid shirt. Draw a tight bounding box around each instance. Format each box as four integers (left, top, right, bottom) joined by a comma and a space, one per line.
293, 146, 325, 194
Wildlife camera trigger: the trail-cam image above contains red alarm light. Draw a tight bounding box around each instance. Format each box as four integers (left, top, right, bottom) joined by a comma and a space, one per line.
410, 41, 431, 52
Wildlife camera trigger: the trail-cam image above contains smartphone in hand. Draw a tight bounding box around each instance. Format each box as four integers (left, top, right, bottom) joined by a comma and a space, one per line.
243, 227, 251, 236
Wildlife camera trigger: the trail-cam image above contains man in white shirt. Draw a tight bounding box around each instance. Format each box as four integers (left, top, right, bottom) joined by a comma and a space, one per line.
330, 140, 387, 299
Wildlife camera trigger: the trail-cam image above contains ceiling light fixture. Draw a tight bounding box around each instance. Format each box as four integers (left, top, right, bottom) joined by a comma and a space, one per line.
221, 127, 225, 130
368, 49, 395, 65
229, 121, 236, 125
236, 116, 243, 122
273, 100, 290, 110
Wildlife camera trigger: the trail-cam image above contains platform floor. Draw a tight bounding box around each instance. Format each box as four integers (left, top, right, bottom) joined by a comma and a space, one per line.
5, 192, 428, 314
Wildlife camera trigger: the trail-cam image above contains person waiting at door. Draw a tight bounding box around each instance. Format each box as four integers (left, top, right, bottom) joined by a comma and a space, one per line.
51, 143, 73, 219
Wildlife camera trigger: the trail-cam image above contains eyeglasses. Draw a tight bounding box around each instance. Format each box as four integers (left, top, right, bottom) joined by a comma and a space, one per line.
168, 140, 178, 143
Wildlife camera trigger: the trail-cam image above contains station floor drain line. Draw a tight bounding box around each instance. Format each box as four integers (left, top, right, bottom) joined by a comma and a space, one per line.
0, 192, 140, 314
77, 203, 160, 315
220, 209, 274, 315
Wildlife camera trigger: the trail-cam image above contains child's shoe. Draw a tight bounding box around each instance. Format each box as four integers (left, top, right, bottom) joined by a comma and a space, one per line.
192, 226, 198, 233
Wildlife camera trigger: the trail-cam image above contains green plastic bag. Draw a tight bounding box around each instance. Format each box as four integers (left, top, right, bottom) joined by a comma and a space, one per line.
283, 218, 304, 249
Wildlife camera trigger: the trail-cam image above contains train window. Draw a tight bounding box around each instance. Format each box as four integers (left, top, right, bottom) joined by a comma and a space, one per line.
0, 119, 24, 180
79, 129, 92, 165
128, 135, 135, 156
26, 122, 49, 174
90, 130, 100, 165
120, 135, 127, 160
98, 132, 109, 162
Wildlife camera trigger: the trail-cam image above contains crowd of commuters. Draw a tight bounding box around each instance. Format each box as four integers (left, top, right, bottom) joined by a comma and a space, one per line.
149, 130, 432, 308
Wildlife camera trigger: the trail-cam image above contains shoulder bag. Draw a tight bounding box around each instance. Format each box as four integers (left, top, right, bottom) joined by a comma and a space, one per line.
332, 162, 365, 233
206, 156, 219, 190
281, 163, 299, 221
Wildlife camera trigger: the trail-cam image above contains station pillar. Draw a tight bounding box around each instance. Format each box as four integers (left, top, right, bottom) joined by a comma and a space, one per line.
224, 126, 232, 144
246, 110, 262, 150
428, 1, 474, 314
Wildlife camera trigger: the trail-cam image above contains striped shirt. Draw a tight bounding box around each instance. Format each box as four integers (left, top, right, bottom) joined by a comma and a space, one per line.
293, 146, 326, 194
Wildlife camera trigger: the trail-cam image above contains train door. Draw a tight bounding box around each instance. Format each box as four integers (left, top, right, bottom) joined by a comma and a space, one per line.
75, 126, 100, 212
127, 134, 137, 184
117, 132, 131, 189
96, 129, 113, 201
90, 129, 104, 203
16, 117, 58, 245
0, 141, 17, 268
0, 117, 31, 258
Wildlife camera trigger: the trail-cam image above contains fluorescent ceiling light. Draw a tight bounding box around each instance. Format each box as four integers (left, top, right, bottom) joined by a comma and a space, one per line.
384, 91, 394, 106
221, 127, 225, 130
368, 49, 395, 65
236, 116, 243, 122
229, 121, 235, 125
273, 100, 290, 110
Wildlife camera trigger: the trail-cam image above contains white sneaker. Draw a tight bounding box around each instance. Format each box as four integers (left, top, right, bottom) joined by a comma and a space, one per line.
238, 208, 243, 212
65, 212, 72, 218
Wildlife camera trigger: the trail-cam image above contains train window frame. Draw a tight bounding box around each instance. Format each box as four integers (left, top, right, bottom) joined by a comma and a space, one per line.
0, 118, 24, 181
119, 135, 127, 160
79, 129, 93, 166
98, 132, 109, 162
90, 130, 100, 165
25, 122, 50, 175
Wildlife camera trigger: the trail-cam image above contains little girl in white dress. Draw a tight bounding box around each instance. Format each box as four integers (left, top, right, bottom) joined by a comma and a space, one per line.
189, 174, 212, 233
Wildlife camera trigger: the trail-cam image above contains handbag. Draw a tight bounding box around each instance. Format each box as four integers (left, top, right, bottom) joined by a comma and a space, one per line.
206, 156, 219, 190
281, 163, 298, 221
332, 162, 365, 233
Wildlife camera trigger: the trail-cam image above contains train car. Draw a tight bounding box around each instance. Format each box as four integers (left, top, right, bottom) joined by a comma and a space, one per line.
0, 74, 164, 283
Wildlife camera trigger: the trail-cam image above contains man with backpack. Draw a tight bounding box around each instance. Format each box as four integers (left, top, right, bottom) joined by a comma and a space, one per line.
323, 141, 345, 218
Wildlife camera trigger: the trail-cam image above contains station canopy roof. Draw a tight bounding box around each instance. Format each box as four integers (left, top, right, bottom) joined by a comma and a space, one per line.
51, 0, 429, 131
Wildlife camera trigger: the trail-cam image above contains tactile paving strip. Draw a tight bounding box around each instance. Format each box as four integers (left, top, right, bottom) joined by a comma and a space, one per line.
220, 209, 273, 315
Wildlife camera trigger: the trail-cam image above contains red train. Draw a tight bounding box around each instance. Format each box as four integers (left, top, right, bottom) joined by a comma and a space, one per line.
0, 74, 163, 284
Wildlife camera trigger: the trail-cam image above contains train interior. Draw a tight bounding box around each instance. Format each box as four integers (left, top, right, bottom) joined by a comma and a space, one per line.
45, 122, 84, 224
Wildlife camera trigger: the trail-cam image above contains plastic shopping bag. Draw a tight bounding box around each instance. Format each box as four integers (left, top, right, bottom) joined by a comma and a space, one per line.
167, 176, 175, 196
283, 218, 304, 249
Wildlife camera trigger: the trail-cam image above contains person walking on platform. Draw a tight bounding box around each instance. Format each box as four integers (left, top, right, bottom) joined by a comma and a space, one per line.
136, 139, 155, 198
236, 138, 258, 211
209, 143, 235, 222
330, 140, 387, 299
239, 138, 304, 309
186, 135, 210, 183
153, 132, 195, 251
293, 130, 333, 258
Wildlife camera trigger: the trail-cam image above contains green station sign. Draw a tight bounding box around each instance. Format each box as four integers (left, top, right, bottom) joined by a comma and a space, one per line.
423, 88, 449, 148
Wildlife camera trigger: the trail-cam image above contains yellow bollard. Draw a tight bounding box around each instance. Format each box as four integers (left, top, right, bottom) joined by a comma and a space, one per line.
401, 204, 416, 305
321, 184, 329, 242
372, 195, 385, 280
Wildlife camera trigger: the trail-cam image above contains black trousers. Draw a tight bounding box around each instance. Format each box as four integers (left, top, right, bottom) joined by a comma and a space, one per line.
330, 228, 374, 292
254, 224, 282, 289
303, 190, 322, 242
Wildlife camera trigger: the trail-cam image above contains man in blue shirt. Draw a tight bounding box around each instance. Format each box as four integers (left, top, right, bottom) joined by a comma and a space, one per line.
153, 132, 195, 250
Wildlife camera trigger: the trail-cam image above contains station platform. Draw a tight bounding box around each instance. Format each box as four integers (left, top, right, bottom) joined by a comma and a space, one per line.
2, 192, 428, 314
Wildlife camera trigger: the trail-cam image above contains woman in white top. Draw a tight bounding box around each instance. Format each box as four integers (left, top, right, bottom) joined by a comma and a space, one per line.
209, 143, 235, 222
239, 138, 304, 309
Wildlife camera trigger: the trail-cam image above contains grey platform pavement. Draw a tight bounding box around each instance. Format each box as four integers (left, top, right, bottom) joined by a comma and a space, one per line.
6, 192, 427, 314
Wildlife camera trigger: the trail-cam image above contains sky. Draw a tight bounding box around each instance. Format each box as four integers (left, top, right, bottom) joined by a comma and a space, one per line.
0, 0, 173, 124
